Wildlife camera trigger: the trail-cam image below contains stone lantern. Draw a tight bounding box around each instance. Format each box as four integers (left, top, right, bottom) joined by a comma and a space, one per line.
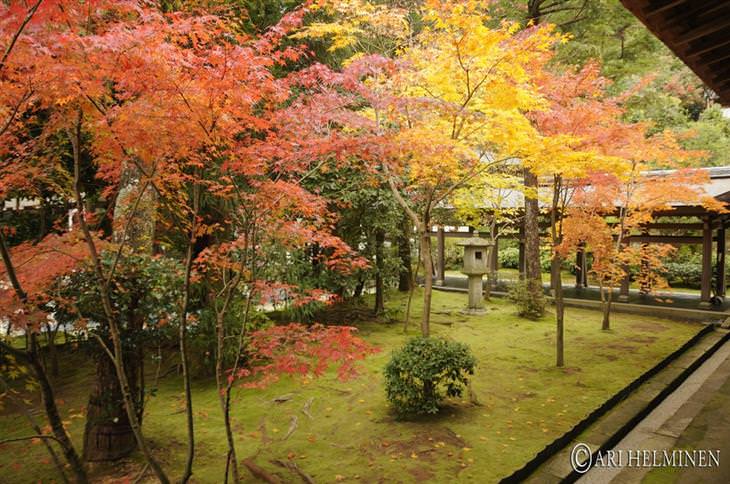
457, 234, 493, 313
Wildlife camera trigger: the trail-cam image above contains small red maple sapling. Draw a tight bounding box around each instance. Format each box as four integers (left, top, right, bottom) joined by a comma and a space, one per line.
232, 323, 379, 390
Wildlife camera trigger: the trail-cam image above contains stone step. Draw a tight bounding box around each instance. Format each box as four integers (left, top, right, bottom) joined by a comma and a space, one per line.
522, 329, 728, 483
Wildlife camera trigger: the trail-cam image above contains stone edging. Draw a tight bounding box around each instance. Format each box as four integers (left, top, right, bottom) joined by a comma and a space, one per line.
561, 328, 730, 483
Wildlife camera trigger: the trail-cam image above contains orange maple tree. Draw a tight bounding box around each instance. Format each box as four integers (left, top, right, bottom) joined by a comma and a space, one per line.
1, 1, 377, 482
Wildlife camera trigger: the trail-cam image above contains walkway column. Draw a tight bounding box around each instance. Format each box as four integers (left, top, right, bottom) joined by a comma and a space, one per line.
436, 226, 445, 286
716, 224, 726, 298
700, 217, 713, 307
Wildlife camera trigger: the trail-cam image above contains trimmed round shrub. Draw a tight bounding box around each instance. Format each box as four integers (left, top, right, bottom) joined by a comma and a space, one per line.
384, 337, 476, 417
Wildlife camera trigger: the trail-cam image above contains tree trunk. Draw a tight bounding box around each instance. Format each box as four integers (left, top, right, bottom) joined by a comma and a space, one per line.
178, 181, 199, 483
353, 277, 365, 298
603, 286, 613, 330
552, 256, 565, 367
83, 341, 137, 462
0, 232, 87, 482
420, 228, 433, 337
374, 228, 385, 316
37, 197, 48, 242
524, 169, 545, 318
216, 312, 239, 484
0, 375, 69, 484
550, 175, 565, 367
397, 214, 413, 292
44, 322, 59, 377
639, 242, 651, 295
82, 163, 155, 463
27, 335, 88, 483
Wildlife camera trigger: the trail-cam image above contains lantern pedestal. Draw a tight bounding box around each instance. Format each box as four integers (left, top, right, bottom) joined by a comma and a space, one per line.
462, 274, 486, 314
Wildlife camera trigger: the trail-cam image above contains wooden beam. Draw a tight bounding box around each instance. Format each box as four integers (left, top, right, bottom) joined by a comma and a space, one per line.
428, 231, 472, 238
644, 0, 687, 18
663, 1, 728, 25
607, 222, 703, 230
625, 235, 703, 244
646, 222, 703, 230
685, 36, 730, 59
675, 15, 730, 45
712, 68, 730, 84
706, 49, 730, 69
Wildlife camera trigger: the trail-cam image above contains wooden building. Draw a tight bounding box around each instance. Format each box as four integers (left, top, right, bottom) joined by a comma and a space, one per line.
620, 0, 730, 106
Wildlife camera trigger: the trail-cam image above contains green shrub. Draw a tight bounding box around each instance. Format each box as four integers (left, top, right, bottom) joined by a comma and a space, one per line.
384, 337, 476, 417
499, 247, 520, 269
540, 249, 553, 273
662, 261, 702, 288
498, 247, 570, 273
508, 280, 545, 319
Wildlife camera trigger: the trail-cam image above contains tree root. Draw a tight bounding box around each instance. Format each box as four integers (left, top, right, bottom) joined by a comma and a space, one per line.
272, 459, 315, 484
243, 457, 281, 484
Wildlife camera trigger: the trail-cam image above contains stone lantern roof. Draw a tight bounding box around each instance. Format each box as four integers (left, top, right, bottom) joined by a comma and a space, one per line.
456, 235, 493, 247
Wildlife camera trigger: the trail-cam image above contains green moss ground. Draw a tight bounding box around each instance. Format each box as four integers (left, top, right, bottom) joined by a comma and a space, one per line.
0, 290, 702, 483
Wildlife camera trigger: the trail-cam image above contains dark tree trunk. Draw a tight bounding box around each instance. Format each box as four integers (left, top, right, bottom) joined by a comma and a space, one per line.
527, 0, 542, 22
551, 175, 565, 367
28, 336, 88, 483
83, 342, 137, 462
44, 322, 59, 377
524, 168, 545, 318
311, 244, 322, 278
83, 165, 152, 462
552, 257, 565, 367
603, 286, 613, 330
397, 213, 413, 292
353, 277, 365, 298
420, 227, 433, 337
374, 228, 386, 316
639, 242, 651, 295
37, 197, 48, 242
83, 296, 145, 461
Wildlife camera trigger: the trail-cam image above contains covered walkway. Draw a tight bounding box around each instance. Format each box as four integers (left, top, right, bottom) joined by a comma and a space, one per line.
434, 273, 730, 322
430, 166, 730, 309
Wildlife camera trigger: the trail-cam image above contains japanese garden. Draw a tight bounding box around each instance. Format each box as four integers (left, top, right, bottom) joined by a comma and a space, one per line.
2, 1, 730, 483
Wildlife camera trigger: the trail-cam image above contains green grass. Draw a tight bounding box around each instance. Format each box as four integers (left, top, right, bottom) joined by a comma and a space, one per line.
0, 290, 703, 483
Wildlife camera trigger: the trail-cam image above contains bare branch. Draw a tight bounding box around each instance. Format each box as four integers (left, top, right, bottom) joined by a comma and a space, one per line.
0, 0, 44, 72
0, 434, 64, 446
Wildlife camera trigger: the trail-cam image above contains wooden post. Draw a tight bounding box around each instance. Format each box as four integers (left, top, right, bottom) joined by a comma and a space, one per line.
436, 226, 445, 286
716, 225, 726, 298
700, 217, 713, 307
